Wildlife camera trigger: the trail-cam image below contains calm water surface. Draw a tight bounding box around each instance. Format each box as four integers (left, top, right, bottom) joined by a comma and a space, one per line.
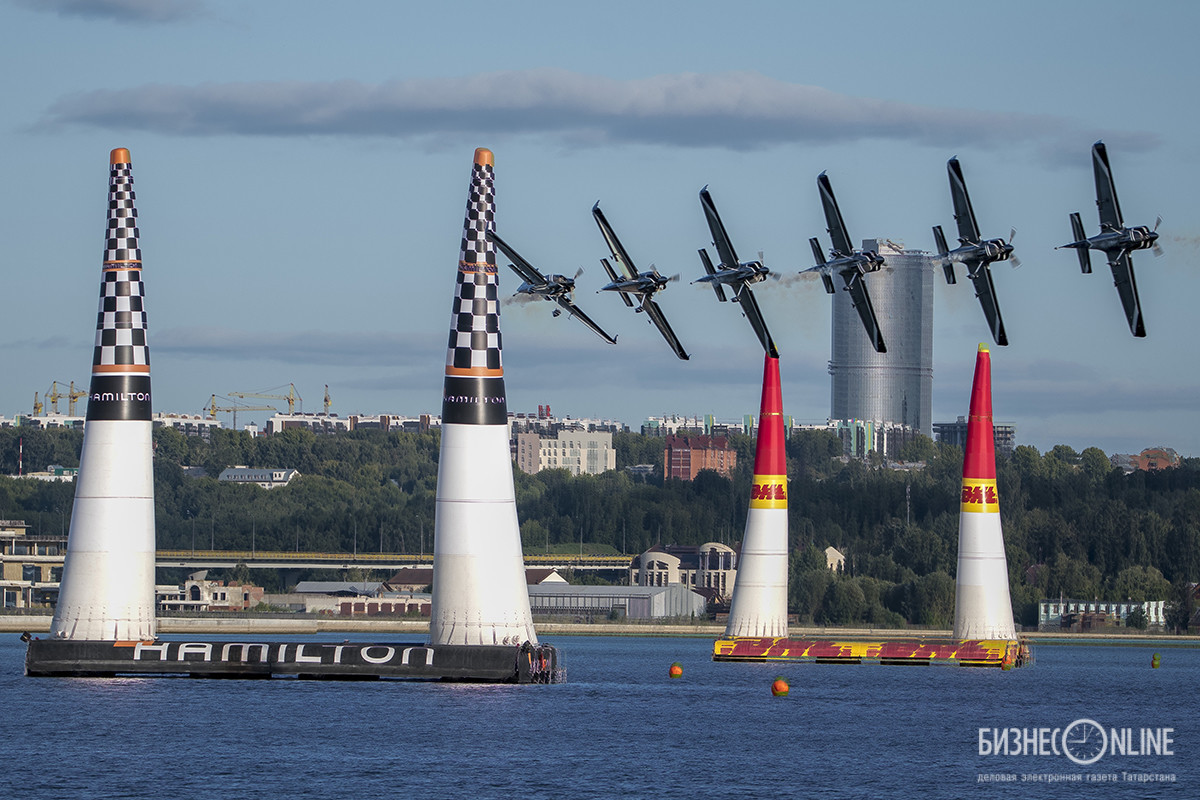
1, 634, 1194, 798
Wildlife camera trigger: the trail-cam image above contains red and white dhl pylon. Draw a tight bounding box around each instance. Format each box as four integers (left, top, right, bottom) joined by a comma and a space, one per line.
723, 354, 789, 638
952, 344, 1017, 641
51, 148, 157, 641
428, 148, 538, 647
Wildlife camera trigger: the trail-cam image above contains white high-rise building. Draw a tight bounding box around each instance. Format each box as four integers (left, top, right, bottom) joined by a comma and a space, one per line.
829, 239, 935, 437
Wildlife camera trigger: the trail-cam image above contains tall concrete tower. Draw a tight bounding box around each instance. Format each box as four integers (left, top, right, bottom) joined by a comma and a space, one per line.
723, 354, 789, 638
51, 148, 156, 642
829, 240, 934, 435
429, 148, 538, 647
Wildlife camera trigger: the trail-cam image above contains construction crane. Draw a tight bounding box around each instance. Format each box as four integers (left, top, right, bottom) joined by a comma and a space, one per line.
324, 384, 331, 415
229, 383, 302, 414
45, 381, 65, 415
44, 380, 88, 416
206, 395, 276, 431
67, 381, 86, 416
32, 392, 43, 417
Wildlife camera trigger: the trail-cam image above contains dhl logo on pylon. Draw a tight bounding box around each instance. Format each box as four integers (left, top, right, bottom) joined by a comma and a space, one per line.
750, 475, 787, 509
960, 478, 999, 513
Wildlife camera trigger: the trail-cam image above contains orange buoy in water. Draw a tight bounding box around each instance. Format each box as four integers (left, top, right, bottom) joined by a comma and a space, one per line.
771, 677, 789, 697
1152, 653, 1161, 669
669, 662, 683, 679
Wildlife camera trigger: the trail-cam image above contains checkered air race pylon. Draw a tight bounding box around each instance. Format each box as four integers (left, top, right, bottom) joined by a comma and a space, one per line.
952, 344, 1016, 640
429, 149, 538, 647
724, 354, 790, 638
51, 148, 157, 641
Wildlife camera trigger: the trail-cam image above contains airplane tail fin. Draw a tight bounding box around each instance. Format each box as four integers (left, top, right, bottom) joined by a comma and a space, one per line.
1068, 212, 1092, 273
932, 225, 955, 284
809, 237, 826, 267
697, 249, 727, 302
808, 237, 836, 294
600, 257, 634, 307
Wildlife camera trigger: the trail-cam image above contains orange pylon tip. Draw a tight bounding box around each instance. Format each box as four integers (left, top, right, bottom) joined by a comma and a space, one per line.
474, 148, 494, 167
110, 148, 131, 164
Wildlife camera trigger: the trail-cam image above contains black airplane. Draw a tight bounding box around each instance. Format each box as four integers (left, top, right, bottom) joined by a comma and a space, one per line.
803, 172, 887, 353
486, 230, 617, 345
932, 157, 1018, 347
1058, 141, 1161, 338
695, 186, 778, 358
592, 202, 689, 360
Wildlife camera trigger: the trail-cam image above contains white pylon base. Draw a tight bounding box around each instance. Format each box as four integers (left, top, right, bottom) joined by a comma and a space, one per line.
429, 424, 537, 647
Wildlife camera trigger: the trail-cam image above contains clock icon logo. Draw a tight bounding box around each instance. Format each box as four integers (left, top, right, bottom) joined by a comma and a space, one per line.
1062, 718, 1107, 765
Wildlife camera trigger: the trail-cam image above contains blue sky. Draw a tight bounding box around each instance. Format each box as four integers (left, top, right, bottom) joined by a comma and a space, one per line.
3, 0, 1198, 456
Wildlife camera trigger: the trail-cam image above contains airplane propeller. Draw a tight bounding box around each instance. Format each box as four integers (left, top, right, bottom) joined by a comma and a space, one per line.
754, 250, 780, 281
1007, 228, 1021, 269
1152, 216, 1164, 257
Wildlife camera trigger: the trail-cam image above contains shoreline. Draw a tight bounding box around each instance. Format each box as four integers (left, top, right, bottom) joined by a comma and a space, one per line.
3, 615, 1197, 645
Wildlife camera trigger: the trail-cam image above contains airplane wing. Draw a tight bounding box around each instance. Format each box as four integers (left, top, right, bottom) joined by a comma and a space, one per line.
487, 230, 547, 287
1092, 141, 1124, 229
733, 282, 778, 358
1107, 249, 1146, 337
640, 295, 689, 360
553, 296, 617, 344
841, 272, 887, 353
947, 158, 982, 244
699, 187, 740, 269
592, 203, 639, 279
818, 172, 854, 256
967, 266, 1008, 347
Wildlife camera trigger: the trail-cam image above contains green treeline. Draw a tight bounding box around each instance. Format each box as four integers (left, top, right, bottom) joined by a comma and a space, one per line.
1, 426, 1196, 628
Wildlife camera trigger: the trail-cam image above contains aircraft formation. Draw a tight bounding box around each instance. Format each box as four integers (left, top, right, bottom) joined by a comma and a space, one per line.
496, 141, 1162, 358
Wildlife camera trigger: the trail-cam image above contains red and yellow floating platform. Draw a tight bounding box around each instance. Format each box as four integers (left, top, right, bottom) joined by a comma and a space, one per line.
713, 636, 1031, 668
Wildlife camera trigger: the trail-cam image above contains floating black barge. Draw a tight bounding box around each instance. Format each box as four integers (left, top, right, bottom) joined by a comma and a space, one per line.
25, 638, 561, 683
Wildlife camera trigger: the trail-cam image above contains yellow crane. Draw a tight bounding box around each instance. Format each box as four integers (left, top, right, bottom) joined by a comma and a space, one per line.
324, 384, 331, 415
44, 380, 88, 416
68, 381, 87, 416
229, 383, 302, 414
206, 395, 276, 431
32, 392, 43, 417
45, 381, 66, 415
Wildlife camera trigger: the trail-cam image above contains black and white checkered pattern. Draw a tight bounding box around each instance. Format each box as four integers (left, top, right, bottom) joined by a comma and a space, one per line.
458, 161, 495, 268
446, 270, 501, 370
104, 159, 141, 264
93, 269, 150, 369
446, 159, 502, 372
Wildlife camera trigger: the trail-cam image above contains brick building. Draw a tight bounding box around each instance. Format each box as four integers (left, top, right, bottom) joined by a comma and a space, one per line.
663, 435, 737, 481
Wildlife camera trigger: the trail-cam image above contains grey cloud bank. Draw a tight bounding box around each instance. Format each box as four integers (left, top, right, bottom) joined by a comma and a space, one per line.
40, 70, 1156, 156
17, 0, 207, 23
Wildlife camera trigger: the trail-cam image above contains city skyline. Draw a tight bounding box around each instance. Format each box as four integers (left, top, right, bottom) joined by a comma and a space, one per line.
3, 1, 1198, 457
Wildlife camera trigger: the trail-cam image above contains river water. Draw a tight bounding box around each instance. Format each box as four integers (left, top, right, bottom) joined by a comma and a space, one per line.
1, 634, 1194, 798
